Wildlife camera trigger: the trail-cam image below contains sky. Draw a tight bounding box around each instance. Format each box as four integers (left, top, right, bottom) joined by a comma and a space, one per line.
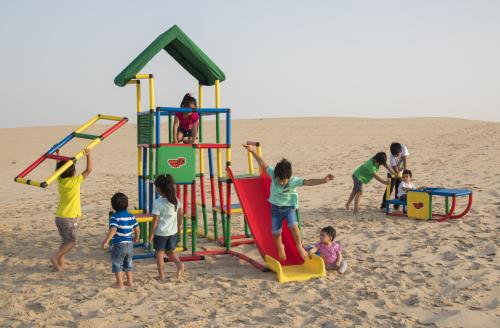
1, 0, 499, 128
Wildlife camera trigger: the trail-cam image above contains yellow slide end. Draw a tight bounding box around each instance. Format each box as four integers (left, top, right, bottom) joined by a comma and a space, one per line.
264, 254, 326, 283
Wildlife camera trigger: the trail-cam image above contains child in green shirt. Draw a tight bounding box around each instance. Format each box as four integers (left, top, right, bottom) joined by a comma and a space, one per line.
345, 152, 392, 213
243, 145, 334, 261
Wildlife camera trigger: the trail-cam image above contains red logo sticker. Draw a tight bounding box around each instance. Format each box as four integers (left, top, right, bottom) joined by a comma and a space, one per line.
167, 157, 186, 168
413, 202, 424, 209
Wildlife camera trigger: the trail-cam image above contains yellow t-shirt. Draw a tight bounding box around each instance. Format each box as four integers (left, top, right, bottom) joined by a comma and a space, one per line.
56, 175, 84, 218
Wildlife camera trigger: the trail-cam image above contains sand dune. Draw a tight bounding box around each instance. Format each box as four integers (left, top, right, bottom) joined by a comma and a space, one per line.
0, 117, 498, 327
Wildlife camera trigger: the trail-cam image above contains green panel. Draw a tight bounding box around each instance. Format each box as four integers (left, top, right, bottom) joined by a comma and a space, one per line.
156, 146, 196, 183
137, 113, 152, 144
114, 25, 225, 87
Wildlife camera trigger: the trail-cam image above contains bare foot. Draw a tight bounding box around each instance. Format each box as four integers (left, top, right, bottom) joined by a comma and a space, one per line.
176, 263, 185, 280
345, 203, 350, 211
278, 244, 286, 261
113, 283, 124, 289
298, 246, 309, 261
155, 276, 164, 281
50, 257, 62, 272
125, 281, 134, 287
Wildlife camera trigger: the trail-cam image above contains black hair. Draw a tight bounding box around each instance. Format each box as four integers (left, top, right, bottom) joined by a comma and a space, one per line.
390, 142, 403, 156
373, 152, 387, 165
154, 174, 178, 207
321, 226, 336, 241
402, 169, 412, 177
274, 158, 292, 180
180, 93, 197, 108
56, 160, 76, 179
111, 192, 128, 211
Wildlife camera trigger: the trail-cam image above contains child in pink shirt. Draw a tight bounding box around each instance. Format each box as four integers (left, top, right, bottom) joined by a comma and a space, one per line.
308, 226, 348, 273
173, 93, 199, 144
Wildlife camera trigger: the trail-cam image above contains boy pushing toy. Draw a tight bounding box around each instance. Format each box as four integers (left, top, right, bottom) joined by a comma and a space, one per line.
243, 145, 334, 261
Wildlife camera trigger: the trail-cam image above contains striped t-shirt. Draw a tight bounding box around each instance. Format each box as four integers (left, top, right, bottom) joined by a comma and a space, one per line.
109, 210, 138, 244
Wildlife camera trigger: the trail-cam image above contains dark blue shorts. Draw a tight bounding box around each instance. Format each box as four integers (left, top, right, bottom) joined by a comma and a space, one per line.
352, 175, 363, 193
154, 234, 178, 252
271, 204, 298, 235
111, 242, 134, 273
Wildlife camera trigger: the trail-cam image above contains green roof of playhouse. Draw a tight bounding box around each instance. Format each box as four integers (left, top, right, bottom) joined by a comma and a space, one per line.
114, 25, 225, 87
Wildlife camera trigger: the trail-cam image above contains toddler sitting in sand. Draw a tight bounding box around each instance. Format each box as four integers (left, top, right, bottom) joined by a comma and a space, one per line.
308, 226, 347, 273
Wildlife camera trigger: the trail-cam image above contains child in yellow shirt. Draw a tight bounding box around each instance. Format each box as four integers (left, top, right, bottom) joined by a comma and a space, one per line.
51, 149, 92, 272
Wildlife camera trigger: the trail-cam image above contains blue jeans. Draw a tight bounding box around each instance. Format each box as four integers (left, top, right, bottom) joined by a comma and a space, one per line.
111, 242, 134, 273
271, 204, 298, 235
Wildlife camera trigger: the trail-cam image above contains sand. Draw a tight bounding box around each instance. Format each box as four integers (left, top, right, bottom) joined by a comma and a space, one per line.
0, 117, 498, 327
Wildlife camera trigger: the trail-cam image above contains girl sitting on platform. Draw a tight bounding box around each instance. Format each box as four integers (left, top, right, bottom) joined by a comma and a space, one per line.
173, 93, 199, 144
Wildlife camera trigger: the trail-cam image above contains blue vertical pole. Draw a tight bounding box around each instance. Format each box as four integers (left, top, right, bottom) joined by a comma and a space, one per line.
226, 110, 231, 145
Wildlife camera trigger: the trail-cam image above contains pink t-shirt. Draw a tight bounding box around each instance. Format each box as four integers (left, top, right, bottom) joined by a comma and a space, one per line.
315, 242, 342, 266
175, 112, 199, 130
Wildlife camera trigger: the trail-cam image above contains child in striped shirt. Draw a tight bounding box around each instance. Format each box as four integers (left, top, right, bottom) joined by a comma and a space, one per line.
102, 192, 140, 289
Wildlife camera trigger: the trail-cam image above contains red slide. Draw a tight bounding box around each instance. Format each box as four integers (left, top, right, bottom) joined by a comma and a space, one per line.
227, 167, 304, 266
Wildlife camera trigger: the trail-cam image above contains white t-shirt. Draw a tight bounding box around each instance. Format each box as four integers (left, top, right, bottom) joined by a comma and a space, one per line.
398, 181, 416, 197
390, 144, 410, 169
151, 197, 179, 236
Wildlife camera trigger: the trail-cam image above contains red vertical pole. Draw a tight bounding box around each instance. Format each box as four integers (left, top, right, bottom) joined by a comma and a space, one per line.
226, 180, 232, 251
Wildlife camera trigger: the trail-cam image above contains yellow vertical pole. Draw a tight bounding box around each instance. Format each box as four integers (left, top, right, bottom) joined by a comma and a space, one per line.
385, 176, 392, 201
136, 81, 142, 178
247, 150, 254, 174
257, 145, 263, 175
215, 80, 222, 176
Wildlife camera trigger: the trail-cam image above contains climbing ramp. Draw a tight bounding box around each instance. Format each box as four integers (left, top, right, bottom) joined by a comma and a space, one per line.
227, 167, 326, 283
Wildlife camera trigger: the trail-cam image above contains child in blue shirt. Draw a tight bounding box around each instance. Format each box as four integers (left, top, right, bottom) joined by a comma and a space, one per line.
243, 145, 334, 261
101, 192, 139, 289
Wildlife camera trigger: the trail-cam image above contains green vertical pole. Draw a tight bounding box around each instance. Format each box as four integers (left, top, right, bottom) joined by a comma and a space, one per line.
445, 196, 449, 214
213, 211, 218, 240
183, 215, 188, 251
221, 210, 227, 246
244, 216, 250, 237
226, 215, 231, 251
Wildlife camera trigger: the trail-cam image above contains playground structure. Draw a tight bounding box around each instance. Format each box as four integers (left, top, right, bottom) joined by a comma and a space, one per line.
112, 25, 325, 282
384, 177, 473, 221
13, 25, 326, 283
14, 114, 128, 188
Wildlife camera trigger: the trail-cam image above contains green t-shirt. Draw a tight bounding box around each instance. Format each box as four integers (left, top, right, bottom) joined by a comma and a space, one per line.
353, 158, 379, 184
266, 167, 304, 208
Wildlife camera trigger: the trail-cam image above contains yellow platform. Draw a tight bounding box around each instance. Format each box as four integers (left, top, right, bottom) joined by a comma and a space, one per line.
264, 255, 326, 283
